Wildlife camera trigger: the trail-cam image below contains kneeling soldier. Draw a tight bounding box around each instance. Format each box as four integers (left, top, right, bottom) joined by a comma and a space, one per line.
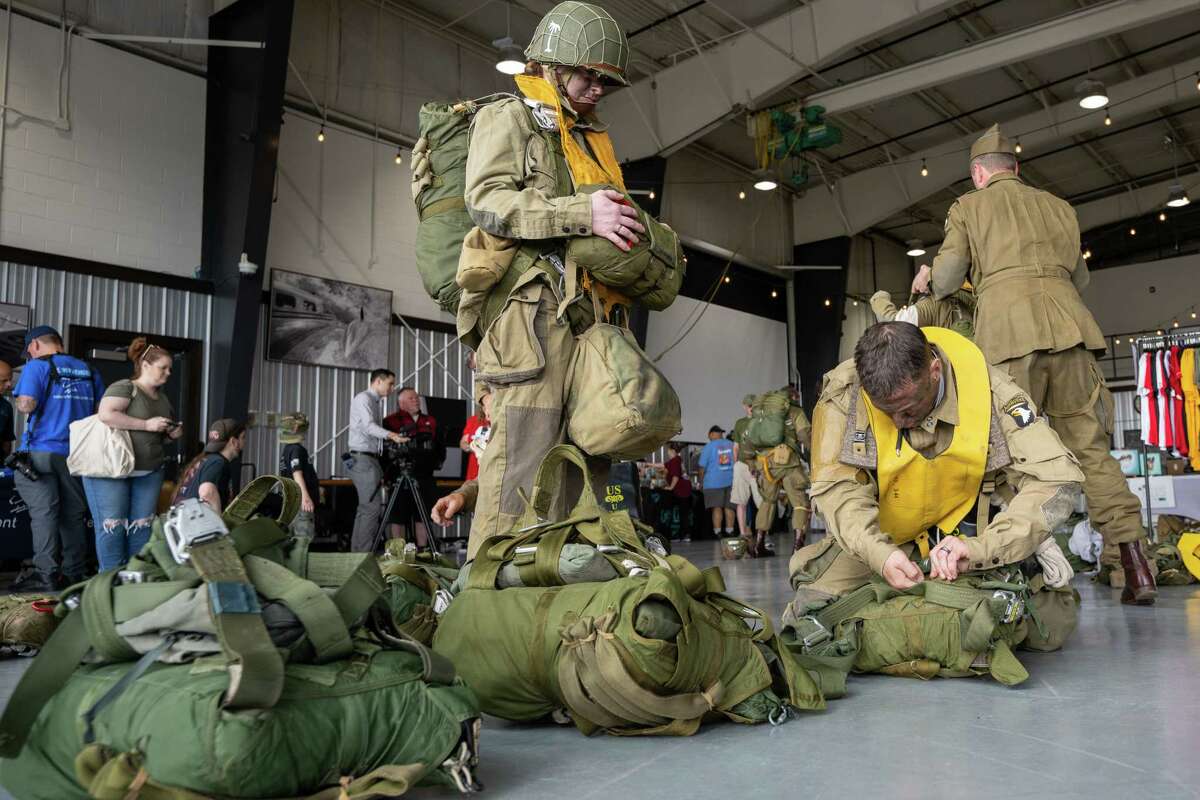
793, 322, 1083, 599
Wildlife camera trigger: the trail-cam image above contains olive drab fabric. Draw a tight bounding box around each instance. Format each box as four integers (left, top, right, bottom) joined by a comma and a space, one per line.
969, 122, 1016, 160
752, 395, 812, 535
432, 567, 824, 736
746, 391, 790, 449
377, 541, 460, 644
459, 445, 680, 590
412, 100, 501, 313
525, 2, 631, 86
930, 173, 1104, 365
808, 346, 1083, 579
860, 328, 991, 547
566, 185, 685, 310
870, 289, 976, 339
0, 596, 59, 657
566, 313, 682, 459
0, 648, 481, 799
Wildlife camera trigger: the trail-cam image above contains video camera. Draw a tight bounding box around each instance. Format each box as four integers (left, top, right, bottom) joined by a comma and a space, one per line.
381, 431, 442, 476
4, 451, 38, 481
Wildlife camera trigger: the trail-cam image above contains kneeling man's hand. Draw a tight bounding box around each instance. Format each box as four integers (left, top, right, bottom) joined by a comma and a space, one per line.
882, 550, 924, 590
928, 536, 970, 581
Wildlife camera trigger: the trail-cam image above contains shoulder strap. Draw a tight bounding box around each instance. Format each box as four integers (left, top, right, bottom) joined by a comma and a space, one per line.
223, 474, 302, 529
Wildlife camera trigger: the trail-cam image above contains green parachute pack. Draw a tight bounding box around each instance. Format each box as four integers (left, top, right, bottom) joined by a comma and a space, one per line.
745, 390, 791, 449
0, 477, 483, 798
433, 565, 824, 736
781, 557, 1079, 698
377, 540, 460, 644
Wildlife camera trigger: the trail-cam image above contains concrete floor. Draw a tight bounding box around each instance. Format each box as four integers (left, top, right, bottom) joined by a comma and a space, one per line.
2, 533, 1199, 800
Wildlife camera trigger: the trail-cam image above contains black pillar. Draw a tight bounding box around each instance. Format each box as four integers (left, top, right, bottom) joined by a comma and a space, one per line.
201, 0, 294, 422
791, 237, 850, 415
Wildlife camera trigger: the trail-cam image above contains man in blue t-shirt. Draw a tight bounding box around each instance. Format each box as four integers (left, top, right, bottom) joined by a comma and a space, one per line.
698, 424, 736, 538
10, 325, 104, 592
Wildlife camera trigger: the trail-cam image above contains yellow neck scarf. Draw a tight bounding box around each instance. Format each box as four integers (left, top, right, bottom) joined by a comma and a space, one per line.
515, 74, 625, 191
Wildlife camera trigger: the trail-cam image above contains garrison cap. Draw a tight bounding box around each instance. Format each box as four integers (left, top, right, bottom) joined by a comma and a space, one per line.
279, 412, 309, 444
970, 123, 1016, 161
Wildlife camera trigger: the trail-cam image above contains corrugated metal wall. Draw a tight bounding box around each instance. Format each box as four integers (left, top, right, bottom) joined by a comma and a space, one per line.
0, 261, 213, 430
245, 314, 476, 540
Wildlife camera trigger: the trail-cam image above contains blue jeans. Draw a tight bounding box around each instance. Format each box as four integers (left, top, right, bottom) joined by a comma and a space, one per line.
82, 469, 164, 571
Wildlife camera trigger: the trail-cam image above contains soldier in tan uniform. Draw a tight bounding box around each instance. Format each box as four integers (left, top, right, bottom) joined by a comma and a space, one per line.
792, 322, 1083, 598
754, 385, 813, 555
869, 287, 975, 339
912, 124, 1156, 604
458, 3, 641, 558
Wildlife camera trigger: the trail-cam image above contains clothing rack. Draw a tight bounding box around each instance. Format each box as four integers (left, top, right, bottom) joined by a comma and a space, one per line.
1128, 328, 1200, 532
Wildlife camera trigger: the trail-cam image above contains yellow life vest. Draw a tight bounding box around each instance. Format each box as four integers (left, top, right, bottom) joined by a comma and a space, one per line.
514, 74, 625, 191
860, 327, 991, 547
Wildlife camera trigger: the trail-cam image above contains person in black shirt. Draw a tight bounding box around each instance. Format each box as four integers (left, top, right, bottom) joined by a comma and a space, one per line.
174, 419, 246, 511
278, 412, 318, 538
0, 360, 14, 459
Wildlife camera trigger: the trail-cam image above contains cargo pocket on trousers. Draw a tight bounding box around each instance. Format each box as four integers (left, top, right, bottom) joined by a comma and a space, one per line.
790, 537, 841, 587
1093, 362, 1116, 436
476, 281, 547, 386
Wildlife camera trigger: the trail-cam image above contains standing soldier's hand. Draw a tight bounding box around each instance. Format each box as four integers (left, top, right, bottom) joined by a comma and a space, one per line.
590, 189, 645, 252
911, 264, 933, 295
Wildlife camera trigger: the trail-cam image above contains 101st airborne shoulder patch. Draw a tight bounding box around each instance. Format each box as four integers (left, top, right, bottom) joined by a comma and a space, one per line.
1003, 396, 1036, 428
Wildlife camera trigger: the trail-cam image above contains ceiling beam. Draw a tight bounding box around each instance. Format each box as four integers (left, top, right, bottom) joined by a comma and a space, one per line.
601, 0, 962, 163
806, 0, 1200, 116
792, 54, 1200, 245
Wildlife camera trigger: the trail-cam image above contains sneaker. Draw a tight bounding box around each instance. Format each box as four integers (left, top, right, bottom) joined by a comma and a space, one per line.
8, 569, 57, 594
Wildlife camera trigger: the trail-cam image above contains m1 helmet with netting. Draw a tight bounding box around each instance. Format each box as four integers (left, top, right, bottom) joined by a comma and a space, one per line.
525, 2, 630, 87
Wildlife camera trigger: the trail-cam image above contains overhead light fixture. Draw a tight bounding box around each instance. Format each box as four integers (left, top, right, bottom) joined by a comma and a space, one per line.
738, 190, 746, 200
493, 36, 525, 75
753, 169, 777, 191
1082, 248, 1092, 259
1196, 72, 1199, 92
1166, 182, 1190, 208
648, 190, 656, 200
1076, 78, 1109, 109
723, 276, 731, 284
905, 239, 926, 257
394, 148, 403, 165
920, 159, 928, 178
1115, 338, 1121, 345
823, 298, 831, 307
316, 127, 325, 142
1014, 139, 1022, 154
1192, 312, 1197, 319
1104, 111, 1112, 127
1160, 211, 1168, 222
1129, 226, 1136, 236
771, 289, 778, 298
1157, 329, 1164, 336
1173, 320, 1180, 328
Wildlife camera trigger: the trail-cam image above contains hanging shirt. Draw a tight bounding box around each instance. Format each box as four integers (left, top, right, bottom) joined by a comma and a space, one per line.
1156, 349, 1171, 449
1139, 351, 1155, 447
1169, 346, 1187, 458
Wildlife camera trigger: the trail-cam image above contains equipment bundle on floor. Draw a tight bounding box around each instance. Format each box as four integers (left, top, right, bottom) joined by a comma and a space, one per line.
0, 477, 482, 800
434, 445, 825, 736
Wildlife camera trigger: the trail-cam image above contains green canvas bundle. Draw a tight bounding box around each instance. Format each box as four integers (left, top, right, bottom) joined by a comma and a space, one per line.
745, 391, 791, 450
1152, 514, 1199, 585
781, 566, 1074, 697
377, 541, 460, 644
566, 185, 686, 311
433, 565, 824, 736
456, 445, 691, 592
0, 476, 484, 798
0, 595, 59, 657
1, 646, 481, 800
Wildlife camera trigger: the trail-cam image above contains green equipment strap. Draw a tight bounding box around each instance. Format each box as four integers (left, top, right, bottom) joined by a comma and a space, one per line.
82, 635, 177, 744
243, 555, 354, 664
223, 474, 301, 529
82, 570, 140, 662
558, 611, 723, 732
532, 528, 571, 586
0, 610, 91, 757
187, 536, 284, 709
384, 562, 440, 596
110, 580, 199, 624
667, 555, 726, 598
419, 195, 466, 221
528, 586, 564, 697
328, 553, 387, 630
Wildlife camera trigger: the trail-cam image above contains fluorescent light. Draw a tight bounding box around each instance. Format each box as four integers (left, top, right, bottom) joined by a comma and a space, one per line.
1076, 78, 1109, 110
905, 239, 925, 257
1166, 183, 1190, 208
754, 179, 777, 191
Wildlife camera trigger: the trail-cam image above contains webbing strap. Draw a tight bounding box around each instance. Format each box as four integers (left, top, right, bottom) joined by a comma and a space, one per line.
243, 555, 354, 663
188, 537, 284, 709
82, 635, 176, 744
558, 612, 723, 732
533, 528, 571, 586
419, 195, 466, 221
329, 554, 387, 631
81, 571, 140, 662
0, 611, 90, 757
666, 555, 726, 599
223, 474, 301, 529
528, 587, 563, 697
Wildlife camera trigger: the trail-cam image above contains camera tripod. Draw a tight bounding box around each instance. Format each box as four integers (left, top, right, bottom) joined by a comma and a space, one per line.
368, 461, 444, 556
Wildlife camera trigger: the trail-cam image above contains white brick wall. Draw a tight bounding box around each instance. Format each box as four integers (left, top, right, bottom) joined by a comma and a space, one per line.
0, 15, 204, 275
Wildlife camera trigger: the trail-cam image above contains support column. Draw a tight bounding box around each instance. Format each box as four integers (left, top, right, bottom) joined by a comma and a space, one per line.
201, 0, 294, 423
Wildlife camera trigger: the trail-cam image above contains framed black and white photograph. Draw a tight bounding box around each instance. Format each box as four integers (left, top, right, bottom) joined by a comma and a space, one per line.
267, 269, 392, 370
0, 302, 32, 366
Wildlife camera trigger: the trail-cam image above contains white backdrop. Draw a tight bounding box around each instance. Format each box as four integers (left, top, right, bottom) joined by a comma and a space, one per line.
645, 298, 790, 442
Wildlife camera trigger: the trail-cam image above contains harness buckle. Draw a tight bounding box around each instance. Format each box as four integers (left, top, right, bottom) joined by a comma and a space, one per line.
800, 617, 832, 649
164, 499, 230, 565
991, 589, 1023, 625
432, 588, 454, 616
